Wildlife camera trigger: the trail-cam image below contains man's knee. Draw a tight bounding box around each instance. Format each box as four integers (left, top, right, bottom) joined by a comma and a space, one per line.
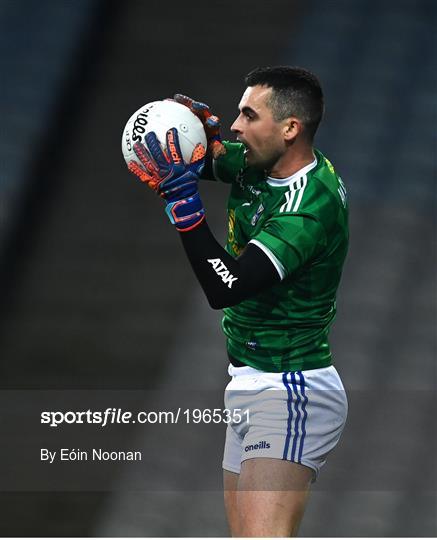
236, 488, 309, 537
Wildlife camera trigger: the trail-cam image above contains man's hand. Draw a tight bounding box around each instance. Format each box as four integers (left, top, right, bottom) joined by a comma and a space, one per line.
172, 94, 226, 159
127, 128, 207, 231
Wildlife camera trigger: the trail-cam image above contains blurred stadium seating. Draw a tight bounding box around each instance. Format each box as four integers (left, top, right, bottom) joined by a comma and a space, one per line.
0, 0, 102, 252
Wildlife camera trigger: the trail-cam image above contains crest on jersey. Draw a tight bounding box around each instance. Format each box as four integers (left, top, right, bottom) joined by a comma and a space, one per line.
251, 203, 265, 226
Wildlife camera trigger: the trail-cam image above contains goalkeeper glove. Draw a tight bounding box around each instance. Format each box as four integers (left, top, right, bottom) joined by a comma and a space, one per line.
172, 94, 226, 159
127, 128, 206, 232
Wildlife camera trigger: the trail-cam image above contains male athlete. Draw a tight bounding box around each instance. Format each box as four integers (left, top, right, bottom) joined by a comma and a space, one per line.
127, 66, 349, 537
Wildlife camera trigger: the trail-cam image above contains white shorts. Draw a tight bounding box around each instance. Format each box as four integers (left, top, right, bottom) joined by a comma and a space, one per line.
222, 363, 348, 480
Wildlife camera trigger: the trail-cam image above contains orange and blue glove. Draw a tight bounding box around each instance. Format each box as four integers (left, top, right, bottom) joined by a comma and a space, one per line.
127, 128, 206, 232
172, 94, 226, 159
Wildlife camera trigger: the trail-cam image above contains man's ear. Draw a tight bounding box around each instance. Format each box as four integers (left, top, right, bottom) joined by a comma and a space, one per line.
283, 117, 302, 141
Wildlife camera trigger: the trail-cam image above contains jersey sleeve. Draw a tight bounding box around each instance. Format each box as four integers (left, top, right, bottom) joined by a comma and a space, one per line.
251, 177, 337, 279
201, 141, 245, 183
252, 214, 327, 279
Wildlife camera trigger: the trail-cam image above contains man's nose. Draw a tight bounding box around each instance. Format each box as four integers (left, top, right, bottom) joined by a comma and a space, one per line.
230, 116, 241, 133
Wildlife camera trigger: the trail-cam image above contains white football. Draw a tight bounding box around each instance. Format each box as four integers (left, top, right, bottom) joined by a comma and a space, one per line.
121, 100, 207, 166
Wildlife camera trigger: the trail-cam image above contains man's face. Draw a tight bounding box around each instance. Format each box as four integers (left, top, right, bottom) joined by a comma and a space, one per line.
231, 85, 287, 170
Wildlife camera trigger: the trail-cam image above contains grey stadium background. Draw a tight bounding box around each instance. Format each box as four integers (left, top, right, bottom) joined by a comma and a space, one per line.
0, 0, 435, 536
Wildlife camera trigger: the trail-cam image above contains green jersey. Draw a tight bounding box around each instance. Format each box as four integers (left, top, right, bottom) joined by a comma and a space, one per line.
206, 141, 348, 373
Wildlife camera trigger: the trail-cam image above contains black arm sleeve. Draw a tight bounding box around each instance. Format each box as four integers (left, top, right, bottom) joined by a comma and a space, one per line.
179, 220, 281, 309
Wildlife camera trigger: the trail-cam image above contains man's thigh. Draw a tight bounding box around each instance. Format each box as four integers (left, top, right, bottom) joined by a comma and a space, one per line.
236, 458, 313, 537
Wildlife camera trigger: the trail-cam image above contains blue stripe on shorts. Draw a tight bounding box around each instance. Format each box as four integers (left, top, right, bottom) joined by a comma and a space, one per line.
282, 372, 294, 460
283, 371, 308, 463
297, 371, 308, 463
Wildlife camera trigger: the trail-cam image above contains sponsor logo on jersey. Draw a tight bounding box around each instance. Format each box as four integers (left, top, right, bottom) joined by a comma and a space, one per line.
235, 169, 262, 198
251, 203, 264, 226
246, 341, 257, 350
244, 441, 271, 452
207, 258, 238, 288
236, 169, 245, 188
247, 185, 261, 197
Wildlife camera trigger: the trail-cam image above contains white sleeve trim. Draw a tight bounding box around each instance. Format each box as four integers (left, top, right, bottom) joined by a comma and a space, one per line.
249, 239, 286, 281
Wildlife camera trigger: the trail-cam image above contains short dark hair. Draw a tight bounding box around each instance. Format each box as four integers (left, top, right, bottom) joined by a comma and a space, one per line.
245, 66, 324, 140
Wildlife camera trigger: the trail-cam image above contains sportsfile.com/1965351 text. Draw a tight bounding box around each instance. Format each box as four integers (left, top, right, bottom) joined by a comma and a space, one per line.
40, 408, 250, 427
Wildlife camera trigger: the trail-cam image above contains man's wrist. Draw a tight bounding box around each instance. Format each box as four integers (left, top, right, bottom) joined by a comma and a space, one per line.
165, 192, 205, 232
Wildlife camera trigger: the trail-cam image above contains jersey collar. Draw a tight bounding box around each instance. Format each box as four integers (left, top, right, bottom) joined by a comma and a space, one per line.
266, 154, 317, 187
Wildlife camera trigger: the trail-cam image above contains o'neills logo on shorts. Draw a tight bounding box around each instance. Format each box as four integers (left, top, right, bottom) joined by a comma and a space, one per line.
244, 441, 271, 452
